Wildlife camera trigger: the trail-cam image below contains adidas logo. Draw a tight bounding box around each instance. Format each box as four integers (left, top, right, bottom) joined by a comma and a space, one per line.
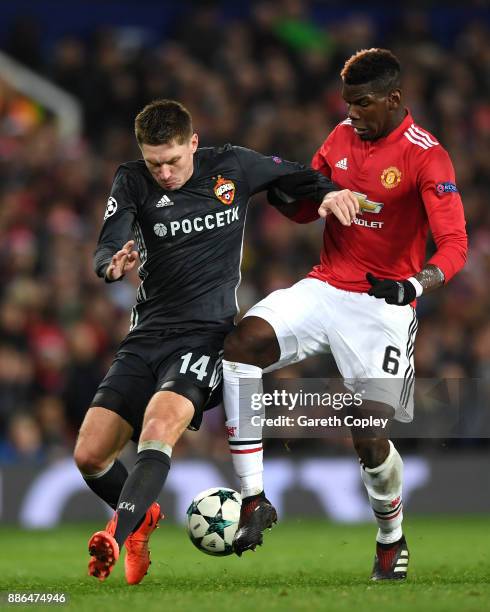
156, 195, 174, 207
335, 157, 348, 170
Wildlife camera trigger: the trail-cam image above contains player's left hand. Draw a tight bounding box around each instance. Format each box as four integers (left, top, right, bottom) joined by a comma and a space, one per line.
366, 273, 417, 305
318, 190, 360, 225
105, 240, 139, 281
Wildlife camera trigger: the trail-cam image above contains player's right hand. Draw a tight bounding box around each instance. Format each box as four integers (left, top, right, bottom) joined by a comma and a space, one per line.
105, 240, 139, 281
318, 190, 360, 226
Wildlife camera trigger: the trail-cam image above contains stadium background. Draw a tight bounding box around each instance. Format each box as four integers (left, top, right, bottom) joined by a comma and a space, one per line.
0, 0, 489, 528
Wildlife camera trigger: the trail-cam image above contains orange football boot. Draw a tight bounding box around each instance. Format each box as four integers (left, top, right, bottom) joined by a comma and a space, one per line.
87, 513, 120, 581
124, 502, 163, 585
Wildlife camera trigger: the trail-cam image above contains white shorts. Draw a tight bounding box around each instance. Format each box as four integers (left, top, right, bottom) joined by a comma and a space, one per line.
245, 278, 418, 422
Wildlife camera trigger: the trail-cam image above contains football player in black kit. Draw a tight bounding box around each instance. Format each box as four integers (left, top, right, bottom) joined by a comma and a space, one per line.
74, 99, 357, 584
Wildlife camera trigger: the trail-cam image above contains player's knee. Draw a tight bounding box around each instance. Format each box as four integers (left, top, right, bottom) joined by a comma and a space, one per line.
140, 416, 165, 441
141, 415, 182, 443
73, 444, 112, 476
142, 400, 193, 441
353, 438, 390, 469
224, 317, 279, 368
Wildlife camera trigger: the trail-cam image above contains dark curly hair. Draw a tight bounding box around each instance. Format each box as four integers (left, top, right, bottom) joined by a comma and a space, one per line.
341, 48, 401, 93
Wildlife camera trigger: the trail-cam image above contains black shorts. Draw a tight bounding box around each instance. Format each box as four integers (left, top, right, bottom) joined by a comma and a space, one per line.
90, 329, 227, 441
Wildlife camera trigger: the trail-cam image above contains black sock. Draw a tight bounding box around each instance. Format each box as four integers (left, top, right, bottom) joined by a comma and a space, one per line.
113, 449, 171, 548
82, 459, 128, 510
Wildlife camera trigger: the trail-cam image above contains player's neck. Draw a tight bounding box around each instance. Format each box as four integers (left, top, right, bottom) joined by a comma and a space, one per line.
182, 158, 197, 187
184, 164, 194, 185
384, 108, 408, 137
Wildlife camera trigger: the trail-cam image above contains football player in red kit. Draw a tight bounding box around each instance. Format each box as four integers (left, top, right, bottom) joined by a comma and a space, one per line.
222, 49, 467, 579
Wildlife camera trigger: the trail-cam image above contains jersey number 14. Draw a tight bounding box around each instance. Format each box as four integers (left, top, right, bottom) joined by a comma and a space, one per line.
179, 352, 210, 381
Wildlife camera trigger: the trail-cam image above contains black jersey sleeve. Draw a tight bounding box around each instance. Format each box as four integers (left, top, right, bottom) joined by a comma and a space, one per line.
93, 165, 138, 279
231, 146, 334, 201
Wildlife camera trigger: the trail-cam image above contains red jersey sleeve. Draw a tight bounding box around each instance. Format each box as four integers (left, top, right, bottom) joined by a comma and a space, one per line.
311, 139, 332, 179
417, 146, 467, 282
286, 136, 334, 224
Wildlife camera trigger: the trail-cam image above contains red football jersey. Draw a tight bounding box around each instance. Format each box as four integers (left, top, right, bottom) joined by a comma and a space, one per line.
295, 111, 467, 292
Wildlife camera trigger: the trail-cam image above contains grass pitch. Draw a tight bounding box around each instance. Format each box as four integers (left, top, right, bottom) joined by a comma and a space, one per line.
1, 516, 489, 611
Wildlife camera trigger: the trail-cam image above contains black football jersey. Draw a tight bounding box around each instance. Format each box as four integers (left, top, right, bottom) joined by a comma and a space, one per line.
94, 145, 328, 333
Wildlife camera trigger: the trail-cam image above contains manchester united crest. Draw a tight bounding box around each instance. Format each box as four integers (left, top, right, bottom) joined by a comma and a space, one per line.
381, 166, 402, 189
213, 176, 235, 205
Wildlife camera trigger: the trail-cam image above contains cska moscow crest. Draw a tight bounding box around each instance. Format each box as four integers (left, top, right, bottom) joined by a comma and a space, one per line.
213, 176, 235, 205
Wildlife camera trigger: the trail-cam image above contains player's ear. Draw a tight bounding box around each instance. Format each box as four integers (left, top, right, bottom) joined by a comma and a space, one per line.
190, 133, 199, 153
388, 89, 401, 110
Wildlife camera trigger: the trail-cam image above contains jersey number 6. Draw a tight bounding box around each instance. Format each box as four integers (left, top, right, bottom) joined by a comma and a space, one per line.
382, 346, 401, 375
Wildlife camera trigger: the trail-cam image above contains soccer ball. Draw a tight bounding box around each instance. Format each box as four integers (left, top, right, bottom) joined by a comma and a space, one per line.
186, 487, 242, 556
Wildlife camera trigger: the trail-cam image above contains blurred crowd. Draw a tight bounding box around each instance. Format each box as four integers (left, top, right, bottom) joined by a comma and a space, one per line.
0, 1, 489, 463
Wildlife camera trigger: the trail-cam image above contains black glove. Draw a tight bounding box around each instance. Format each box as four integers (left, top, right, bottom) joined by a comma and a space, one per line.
366, 272, 417, 306
267, 186, 294, 208
272, 168, 334, 204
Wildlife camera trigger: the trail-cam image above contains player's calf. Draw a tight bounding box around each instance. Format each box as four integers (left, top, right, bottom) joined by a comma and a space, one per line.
223, 359, 265, 499
359, 440, 404, 545
357, 438, 408, 580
